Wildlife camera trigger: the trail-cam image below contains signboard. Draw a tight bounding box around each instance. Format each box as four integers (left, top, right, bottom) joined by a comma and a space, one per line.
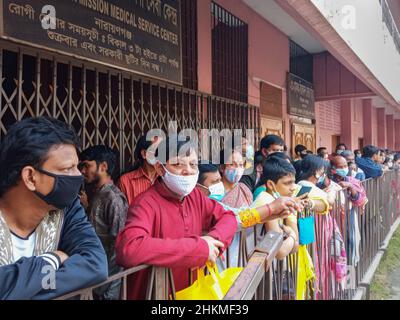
287, 73, 315, 119
0, 0, 182, 85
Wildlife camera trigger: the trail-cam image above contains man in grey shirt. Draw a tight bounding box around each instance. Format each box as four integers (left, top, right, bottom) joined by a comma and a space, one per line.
80, 145, 128, 300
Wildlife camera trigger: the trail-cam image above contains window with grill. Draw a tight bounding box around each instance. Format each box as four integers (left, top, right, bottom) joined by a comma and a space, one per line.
211, 2, 248, 103
181, 0, 198, 90
290, 40, 313, 83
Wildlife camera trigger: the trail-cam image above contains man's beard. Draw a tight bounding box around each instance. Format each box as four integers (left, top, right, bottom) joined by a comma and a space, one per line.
86, 171, 101, 186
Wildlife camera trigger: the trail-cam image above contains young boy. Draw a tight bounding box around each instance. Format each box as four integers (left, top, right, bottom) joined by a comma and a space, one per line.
252, 153, 300, 260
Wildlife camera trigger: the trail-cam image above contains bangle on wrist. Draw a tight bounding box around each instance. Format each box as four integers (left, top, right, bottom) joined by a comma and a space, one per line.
265, 204, 271, 217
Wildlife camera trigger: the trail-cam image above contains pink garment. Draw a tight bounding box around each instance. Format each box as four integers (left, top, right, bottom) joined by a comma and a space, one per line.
313, 214, 332, 300
347, 176, 368, 208
221, 182, 253, 208
314, 212, 347, 300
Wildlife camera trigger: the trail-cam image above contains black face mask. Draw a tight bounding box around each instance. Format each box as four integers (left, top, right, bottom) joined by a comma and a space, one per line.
34, 168, 84, 210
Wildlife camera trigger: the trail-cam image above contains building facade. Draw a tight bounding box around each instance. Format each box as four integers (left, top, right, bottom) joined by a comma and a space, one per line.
0, 0, 399, 169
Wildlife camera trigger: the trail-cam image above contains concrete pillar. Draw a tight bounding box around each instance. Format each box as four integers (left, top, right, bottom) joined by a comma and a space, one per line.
377, 108, 387, 148
395, 119, 400, 151
386, 115, 394, 150
340, 99, 353, 150
197, 0, 212, 94
362, 99, 373, 146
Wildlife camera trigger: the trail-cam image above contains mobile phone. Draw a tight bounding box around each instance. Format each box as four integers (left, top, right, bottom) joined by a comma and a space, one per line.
297, 185, 312, 197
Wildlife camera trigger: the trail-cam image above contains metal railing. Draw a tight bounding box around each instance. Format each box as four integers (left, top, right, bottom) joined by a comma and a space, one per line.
55, 230, 283, 300
54, 265, 178, 300
230, 170, 400, 300
55, 171, 400, 300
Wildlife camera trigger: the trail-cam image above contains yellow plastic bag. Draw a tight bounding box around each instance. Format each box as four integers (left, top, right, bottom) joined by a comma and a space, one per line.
175, 263, 243, 300
296, 245, 316, 300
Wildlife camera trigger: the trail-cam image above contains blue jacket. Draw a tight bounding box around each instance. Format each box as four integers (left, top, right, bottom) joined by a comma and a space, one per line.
0, 198, 108, 300
356, 157, 383, 179
355, 169, 366, 181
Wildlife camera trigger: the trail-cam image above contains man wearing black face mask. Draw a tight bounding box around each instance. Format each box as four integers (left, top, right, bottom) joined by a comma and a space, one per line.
0, 117, 107, 299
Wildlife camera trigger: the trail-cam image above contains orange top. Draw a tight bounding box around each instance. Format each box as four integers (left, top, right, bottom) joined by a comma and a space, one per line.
118, 167, 158, 205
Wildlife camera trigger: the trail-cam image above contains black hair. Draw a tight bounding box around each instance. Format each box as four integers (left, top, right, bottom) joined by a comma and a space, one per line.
354, 149, 361, 155
317, 147, 327, 156
80, 145, 119, 180
296, 154, 328, 182
198, 163, 219, 184
131, 135, 153, 170
257, 153, 296, 187
306, 150, 313, 154
336, 143, 347, 150
157, 135, 197, 163
254, 150, 264, 165
341, 150, 354, 159
363, 145, 379, 158
260, 134, 285, 150
0, 117, 80, 197
394, 153, 400, 162
266, 151, 291, 162
295, 144, 307, 155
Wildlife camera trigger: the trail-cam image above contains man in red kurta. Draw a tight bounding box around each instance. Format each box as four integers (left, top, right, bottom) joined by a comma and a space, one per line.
116, 137, 238, 299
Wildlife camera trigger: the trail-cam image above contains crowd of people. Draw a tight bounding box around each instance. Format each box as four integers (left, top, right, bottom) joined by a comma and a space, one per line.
0, 116, 399, 300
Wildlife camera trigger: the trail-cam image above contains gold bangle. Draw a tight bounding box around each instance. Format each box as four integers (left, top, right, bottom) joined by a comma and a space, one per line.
239, 208, 261, 228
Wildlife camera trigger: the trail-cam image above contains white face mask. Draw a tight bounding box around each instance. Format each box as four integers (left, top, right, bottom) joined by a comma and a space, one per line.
161, 165, 199, 197
208, 181, 225, 197
147, 157, 157, 166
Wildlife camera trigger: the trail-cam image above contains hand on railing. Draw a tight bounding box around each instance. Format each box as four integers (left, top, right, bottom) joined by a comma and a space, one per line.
201, 235, 225, 265
223, 231, 284, 300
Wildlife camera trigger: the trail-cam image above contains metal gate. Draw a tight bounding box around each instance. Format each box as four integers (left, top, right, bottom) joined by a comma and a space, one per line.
0, 40, 260, 172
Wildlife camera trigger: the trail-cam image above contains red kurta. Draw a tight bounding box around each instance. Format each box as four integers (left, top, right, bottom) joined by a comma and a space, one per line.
115, 178, 237, 300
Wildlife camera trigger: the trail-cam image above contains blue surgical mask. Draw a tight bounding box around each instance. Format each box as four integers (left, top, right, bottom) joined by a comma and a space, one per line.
273, 191, 281, 199
316, 174, 326, 185
209, 193, 225, 202
224, 167, 244, 184
335, 168, 349, 178
246, 145, 255, 160
207, 182, 225, 202
269, 182, 281, 199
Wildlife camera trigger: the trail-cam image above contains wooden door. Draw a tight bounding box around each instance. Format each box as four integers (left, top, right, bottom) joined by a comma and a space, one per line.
260, 116, 284, 139
291, 123, 316, 156
332, 135, 340, 153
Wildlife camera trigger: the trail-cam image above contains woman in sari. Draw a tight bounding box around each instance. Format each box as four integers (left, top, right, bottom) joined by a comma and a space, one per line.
219, 149, 253, 267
